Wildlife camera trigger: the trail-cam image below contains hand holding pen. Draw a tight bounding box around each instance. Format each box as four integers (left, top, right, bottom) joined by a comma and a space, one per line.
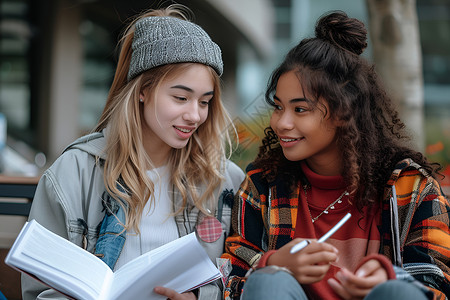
290, 213, 352, 254
265, 213, 350, 284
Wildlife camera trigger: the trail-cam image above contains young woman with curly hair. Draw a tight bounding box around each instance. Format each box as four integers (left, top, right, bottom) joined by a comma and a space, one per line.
222, 11, 449, 300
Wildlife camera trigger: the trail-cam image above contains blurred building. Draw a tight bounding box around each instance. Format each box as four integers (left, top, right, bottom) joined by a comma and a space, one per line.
1, 0, 449, 177
0, 0, 275, 174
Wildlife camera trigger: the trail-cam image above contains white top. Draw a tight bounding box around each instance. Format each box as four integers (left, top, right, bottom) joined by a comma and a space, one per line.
114, 165, 179, 271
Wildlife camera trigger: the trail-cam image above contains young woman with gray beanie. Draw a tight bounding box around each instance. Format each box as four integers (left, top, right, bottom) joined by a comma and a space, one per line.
22, 5, 244, 300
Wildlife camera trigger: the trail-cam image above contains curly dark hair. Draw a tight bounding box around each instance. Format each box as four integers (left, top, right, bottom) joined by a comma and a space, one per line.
254, 11, 440, 209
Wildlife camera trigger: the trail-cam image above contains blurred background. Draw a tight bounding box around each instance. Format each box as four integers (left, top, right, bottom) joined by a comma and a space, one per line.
1, 0, 450, 178
1, 0, 449, 177
0, 0, 449, 298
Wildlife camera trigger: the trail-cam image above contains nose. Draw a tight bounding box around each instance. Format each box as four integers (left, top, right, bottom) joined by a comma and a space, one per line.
272, 111, 294, 131
183, 101, 201, 123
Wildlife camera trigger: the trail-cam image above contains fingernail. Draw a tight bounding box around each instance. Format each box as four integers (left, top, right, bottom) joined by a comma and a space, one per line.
341, 268, 350, 278
336, 271, 345, 281
356, 269, 366, 277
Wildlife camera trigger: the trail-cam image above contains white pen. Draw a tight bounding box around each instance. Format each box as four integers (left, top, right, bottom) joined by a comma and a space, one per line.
290, 212, 352, 254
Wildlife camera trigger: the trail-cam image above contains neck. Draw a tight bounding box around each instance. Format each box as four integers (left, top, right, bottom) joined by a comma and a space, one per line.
149, 152, 169, 168
301, 160, 346, 190
305, 156, 342, 176
143, 141, 170, 168
306, 160, 342, 176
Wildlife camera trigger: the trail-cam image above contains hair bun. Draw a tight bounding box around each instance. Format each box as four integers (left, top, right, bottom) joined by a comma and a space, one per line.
315, 11, 367, 55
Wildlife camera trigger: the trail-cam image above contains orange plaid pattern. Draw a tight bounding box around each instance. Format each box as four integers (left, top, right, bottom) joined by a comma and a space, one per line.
223, 159, 450, 299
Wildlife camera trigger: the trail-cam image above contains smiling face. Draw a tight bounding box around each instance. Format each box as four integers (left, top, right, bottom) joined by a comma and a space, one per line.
270, 70, 342, 175
140, 63, 214, 165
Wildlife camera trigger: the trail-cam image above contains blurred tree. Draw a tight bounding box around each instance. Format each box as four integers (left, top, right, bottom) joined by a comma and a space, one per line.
366, 0, 425, 150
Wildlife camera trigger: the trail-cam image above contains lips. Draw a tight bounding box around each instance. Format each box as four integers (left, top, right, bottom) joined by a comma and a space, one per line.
174, 125, 196, 139
280, 137, 299, 142
278, 135, 303, 148
174, 126, 193, 133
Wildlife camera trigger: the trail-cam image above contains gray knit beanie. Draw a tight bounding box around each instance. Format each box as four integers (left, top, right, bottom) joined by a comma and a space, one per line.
128, 16, 223, 80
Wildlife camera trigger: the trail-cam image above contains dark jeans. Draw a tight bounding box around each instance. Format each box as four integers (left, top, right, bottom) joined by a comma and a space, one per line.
241, 266, 428, 300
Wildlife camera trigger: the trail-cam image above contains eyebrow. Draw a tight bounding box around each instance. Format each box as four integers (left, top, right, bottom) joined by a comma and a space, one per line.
273, 95, 307, 103
170, 85, 214, 96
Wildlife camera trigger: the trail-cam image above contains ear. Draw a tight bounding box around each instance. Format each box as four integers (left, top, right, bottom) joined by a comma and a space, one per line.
332, 117, 345, 127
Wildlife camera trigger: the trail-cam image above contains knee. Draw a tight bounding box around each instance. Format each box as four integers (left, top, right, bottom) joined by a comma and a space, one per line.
242, 266, 306, 300
366, 280, 428, 300
246, 266, 297, 288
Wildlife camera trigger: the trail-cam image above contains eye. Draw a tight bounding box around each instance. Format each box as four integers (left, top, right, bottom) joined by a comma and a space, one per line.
174, 96, 187, 101
200, 100, 210, 107
199, 96, 212, 107
272, 104, 282, 111
295, 107, 306, 113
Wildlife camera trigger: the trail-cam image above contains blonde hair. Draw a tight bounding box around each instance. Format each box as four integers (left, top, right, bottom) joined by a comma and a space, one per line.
94, 5, 235, 232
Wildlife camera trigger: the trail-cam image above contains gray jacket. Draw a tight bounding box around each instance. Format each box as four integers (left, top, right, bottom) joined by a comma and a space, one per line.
22, 131, 245, 300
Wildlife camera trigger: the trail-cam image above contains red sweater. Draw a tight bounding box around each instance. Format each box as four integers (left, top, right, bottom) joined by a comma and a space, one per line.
258, 162, 394, 299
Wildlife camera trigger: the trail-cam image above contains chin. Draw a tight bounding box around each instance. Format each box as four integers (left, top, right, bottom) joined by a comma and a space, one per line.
282, 149, 302, 162
169, 141, 190, 149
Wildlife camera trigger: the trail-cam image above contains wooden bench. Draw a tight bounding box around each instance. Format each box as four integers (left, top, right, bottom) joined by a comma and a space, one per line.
0, 175, 38, 216
0, 175, 39, 300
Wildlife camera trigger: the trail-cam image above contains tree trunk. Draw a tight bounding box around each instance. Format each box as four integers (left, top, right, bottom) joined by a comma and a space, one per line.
366, 0, 424, 150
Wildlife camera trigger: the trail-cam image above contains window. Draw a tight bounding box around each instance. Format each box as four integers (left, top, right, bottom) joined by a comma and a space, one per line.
0, 0, 32, 140
79, 18, 115, 133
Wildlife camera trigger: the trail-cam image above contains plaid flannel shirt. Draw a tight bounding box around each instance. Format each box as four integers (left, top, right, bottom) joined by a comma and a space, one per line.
222, 158, 450, 299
